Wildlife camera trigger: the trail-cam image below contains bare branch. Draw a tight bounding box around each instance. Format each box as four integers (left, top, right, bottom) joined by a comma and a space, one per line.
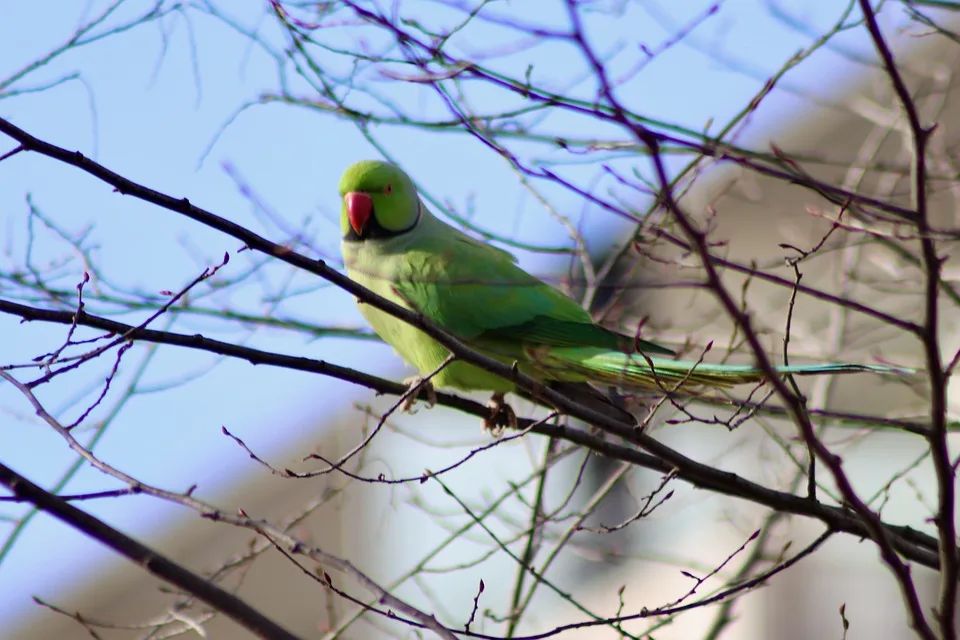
0, 459, 303, 640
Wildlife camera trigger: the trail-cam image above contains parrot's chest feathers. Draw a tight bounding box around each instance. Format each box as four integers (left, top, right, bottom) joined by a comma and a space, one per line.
343, 242, 514, 392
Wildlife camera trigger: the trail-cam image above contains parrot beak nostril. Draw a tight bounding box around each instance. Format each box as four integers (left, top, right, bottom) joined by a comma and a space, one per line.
345, 192, 373, 235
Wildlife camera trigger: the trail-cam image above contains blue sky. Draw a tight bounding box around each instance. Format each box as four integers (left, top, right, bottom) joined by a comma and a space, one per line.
0, 0, 904, 631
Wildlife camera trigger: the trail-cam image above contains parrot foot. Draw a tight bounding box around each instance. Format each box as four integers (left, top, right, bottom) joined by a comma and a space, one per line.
483, 392, 517, 435
401, 376, 437, 413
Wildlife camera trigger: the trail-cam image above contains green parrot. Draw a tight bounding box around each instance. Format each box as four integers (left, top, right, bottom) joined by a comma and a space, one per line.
339, 160, 905, 428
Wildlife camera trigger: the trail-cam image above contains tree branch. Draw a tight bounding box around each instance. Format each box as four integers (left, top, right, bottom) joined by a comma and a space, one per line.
0, 298, 946, 571
562, 1, 941, 636
857, 3, 957, 637
0, 459, 304, 640
0, 371, 460, 640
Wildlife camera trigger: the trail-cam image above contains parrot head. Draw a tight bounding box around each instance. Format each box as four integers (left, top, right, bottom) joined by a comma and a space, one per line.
339, 160, 420, 240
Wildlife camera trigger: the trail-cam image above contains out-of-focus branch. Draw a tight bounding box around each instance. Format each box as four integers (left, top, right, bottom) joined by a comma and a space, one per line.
0, 458, 304, 640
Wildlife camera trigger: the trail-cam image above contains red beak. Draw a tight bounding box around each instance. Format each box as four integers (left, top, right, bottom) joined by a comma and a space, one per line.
345, 192, 373, 236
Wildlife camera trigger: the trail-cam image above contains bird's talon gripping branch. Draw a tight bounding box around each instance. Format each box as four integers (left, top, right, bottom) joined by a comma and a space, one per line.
402, 376, 437, 413
483, 392, 517, 435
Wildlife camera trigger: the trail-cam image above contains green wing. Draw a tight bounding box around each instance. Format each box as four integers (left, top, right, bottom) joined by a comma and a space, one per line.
391, 226, 674, 357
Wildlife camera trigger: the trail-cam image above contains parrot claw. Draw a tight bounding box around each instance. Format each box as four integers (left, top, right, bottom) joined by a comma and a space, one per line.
483, 392, 517, 435
401, 376, 437, 413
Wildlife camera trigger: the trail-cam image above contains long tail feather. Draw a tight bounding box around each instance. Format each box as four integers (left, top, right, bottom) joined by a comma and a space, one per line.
540, 348, 912, 391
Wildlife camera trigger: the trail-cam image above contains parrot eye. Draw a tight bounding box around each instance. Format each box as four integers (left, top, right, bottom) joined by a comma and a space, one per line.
384, 183, 394, 195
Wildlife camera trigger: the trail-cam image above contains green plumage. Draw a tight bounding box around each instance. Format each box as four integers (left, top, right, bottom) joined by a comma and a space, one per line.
339, 160, 906, 397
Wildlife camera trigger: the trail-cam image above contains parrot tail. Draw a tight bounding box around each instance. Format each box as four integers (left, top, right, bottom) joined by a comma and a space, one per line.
538, 347, 912, 392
